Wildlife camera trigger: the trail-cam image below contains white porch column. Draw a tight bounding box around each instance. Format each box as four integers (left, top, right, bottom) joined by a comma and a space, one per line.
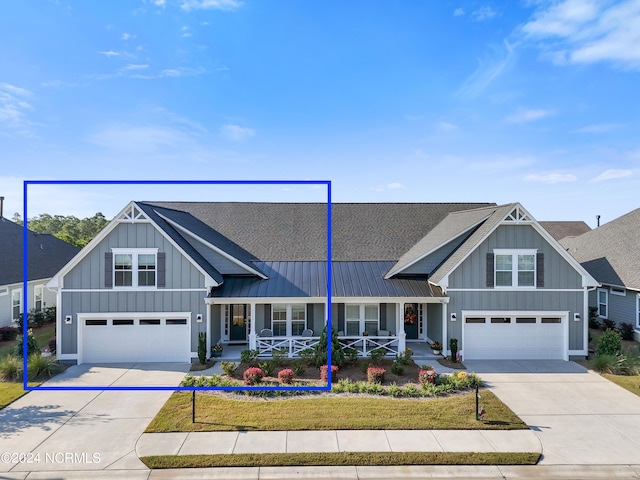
249, 302, 257, 350
397, 302, 406, 353
441, 298, 449, 356
206, 301, 212, 357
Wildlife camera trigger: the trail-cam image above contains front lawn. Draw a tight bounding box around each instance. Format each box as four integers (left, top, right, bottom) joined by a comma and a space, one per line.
602, 374, 640, 397
0, 323, 56, 358
146, 389, 527, 433
0, 382, 39, 409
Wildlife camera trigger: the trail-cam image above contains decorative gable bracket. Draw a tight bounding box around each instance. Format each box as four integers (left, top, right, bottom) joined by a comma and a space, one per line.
116, 203, 149, 223
502, 205, 532, 224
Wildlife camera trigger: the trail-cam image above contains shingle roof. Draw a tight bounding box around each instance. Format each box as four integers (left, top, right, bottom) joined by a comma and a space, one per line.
539, 221, 591, 241
145, 202, 495, 261
560, 208, 640, 290
209, 261, 443, 298
0, 217, 80, 285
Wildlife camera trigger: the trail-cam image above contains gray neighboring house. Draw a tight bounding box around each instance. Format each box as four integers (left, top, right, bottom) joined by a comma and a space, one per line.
0, 216, 80, 327
47, 201, 597, 364
561, 208, 640, 341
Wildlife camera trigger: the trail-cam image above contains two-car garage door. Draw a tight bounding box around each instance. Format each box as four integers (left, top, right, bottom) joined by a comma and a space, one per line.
463, 312, 567, 360
79, 313, 191, 364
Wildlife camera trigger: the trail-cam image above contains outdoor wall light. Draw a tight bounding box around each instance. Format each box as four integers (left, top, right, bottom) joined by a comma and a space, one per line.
65, 315, 72, 325
450, 313, 457, 321
574, 313, 580, 321
196, 314, 203, 323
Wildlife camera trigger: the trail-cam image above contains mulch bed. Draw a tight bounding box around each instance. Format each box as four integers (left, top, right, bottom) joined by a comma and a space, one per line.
190, 360, 216, 371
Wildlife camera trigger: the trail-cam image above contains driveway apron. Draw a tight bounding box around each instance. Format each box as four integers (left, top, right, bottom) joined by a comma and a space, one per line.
0, 363, 189, 473
465, 360, 640, 465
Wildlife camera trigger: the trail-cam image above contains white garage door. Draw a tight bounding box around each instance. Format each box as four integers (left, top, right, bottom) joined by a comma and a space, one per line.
80, 314, 191, 364
463, 313, 566, 360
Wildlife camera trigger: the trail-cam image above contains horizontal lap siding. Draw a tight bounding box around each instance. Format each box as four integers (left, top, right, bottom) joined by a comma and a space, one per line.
608, 289, 637, 325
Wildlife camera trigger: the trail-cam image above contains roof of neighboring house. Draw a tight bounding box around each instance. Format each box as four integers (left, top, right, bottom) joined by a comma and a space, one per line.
146, 202, 495, 261
539, 221, 592, 241
560, 208, 640, 290
209, 261, 444, 298
0, 217, 80, 286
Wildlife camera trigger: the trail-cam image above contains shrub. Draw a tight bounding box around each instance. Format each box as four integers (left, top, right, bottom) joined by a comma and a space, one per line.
0, 326, 19, 342
449, 338, 458, 362
395, 348, 413, 365
369, 348, 386, 365
292, 361, 306, 376
596, 329, 622, 356
367, 366, 386, 384
344, 347, 359, 362
588, 306, 600, 329
272, 348, 287, 366
391, 360, 404, 375
457, 371, 468, 380
602, 319, 617, 331
258, 360, 275, 377
43, 306, 56, 323
277, 368, 294, 384
243, 367, 264, 385
220, 361, 237, 376
27, 353, 59, 380
418, 368, 437, 385
12, 329, 40, 358
240, 349, 259, 364
618, 322, 635, 341
299, 348, 316, 366
592, 354, 619, 374
320, 364, 339, 381
360, 361, 372, 374
404, 383, 422, 397
29, 309, 47, 328
197, 332, 207, 364
364, 382, 385, 395
0, 355, 23, 381
388, 383, 402, 397
313, 326, 345, 367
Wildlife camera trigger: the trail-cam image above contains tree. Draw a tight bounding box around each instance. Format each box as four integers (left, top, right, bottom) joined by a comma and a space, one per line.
23, 212, 109, 248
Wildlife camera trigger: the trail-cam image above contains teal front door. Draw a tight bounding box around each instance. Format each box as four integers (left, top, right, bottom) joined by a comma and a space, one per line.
404, 304, 419, 340
230, 304, 248, 342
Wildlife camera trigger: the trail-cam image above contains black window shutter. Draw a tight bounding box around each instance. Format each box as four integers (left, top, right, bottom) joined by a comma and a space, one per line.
536, 253, 544, 288
157, 252, 166, 288
104, 252, 113, 288
486, 253, 494, 287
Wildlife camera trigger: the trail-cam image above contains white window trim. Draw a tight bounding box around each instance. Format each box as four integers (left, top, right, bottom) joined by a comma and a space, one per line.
0, 287, 8, 296
11, 289, 22, 322
111, 248, 159, 290
597, 288, 608, 319
271, 304, 306, 337
610, 286, 626, 296
636, 294, 640, 330
494, 249, 537, 289
344, 303, 380, 335
34, 284, 44, 310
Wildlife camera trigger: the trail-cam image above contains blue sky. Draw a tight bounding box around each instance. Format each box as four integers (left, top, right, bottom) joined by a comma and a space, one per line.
1, 0, 639, 226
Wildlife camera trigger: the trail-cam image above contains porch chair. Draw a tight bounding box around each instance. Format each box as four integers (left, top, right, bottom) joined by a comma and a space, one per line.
301, 328, 313, 337
259, 328, 273, 337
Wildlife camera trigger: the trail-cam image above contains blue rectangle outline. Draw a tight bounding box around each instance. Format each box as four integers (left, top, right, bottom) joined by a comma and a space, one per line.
22, 179, 333, 392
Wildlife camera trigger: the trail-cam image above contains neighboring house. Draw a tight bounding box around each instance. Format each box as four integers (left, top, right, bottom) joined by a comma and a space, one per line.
0, 216, 80, 327
47, 201, 597, 364
560, 208, 640, 341
539, 221, 591, 241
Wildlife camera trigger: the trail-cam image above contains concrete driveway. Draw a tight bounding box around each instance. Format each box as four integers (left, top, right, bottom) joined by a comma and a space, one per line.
465, 360, 640, 465
0, 362, 189, 474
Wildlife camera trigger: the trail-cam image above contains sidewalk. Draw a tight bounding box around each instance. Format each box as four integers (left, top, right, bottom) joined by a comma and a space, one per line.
137, 429, 542, 457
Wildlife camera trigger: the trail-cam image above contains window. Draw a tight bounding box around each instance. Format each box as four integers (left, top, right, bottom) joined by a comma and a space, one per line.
465, 317, 486, 324
112, 249, 157, 288
597, 288, 608, 318
11, 290, 21, 322
140, 319, 160, 325
344, 304, 379, 335
86, 319, 107, 326
491, 317, 511, 323
637, 295, 640, 329
272, 305, 287, 336
113, 319, 134, 325
34, 285, 43, 311
291, 304, 306, 336
516, 318, 536, 324
494, 250, 536, 288
610, 286, 626, 296
166, 318, 187, 325
541, 318, 561, 324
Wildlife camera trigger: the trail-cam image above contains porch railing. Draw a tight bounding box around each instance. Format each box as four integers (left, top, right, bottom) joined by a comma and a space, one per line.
255, 335, 399, 358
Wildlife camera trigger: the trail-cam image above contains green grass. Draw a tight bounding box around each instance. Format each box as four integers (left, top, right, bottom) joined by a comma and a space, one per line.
602, 374, 640, 397
146, 389, 527, 433
0, 323, 55, 359
0, 382, 39, 409
141, 451, 540, 469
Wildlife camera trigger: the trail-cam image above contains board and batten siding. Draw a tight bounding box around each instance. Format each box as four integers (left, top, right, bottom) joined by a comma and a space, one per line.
63, 222, 204, 290
448, 225, 583, 290
426, 303, 443, 344
59, 289, 207, 354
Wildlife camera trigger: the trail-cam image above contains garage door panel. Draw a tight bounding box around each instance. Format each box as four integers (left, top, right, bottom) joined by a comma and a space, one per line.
81, 315, 190, 363
464, 315, 565, 360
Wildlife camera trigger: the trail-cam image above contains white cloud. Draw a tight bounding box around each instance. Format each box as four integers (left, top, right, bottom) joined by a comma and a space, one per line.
525, 173, 577, 184
220, 124, 255, 141
387, 182, 404, 189
521, 0, 640, 70
506, 108, 555, 123
437, 121, 459, 132
99, 50, 121, 57
455, 40, 515, 99
591, 169, 633, 182
371, 182, 405, 192
181, 0, 242, 11
122, 33, 135, 40
87, 125, 192, 152
0, 83, 34, 133
130, 66, 206, 79
472, 5, 498, 21
123, 64, 149, 70
572, 123, 622, 133
453, 7, 465, 16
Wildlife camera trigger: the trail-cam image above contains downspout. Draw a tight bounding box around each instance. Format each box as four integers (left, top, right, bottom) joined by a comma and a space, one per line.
585, 285, 597, 358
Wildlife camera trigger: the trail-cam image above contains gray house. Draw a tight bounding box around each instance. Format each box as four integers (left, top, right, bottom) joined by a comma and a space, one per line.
0, 216, 80, 327
47, 201, 597, 364
561, 208, 640, 341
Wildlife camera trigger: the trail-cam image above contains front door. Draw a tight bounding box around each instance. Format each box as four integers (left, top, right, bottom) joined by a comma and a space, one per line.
404, 304, 419, 340
230, 304, 248, 342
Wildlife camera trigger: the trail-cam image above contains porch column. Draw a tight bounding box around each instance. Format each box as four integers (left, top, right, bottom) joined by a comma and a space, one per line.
441, 298, 449, 356
397, 302, 406, 353
206, 301, 212, 357
249, 303, 257, 350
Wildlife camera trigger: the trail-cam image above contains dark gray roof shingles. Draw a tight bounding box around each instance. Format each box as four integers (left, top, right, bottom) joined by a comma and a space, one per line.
539, 221, 592, 241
